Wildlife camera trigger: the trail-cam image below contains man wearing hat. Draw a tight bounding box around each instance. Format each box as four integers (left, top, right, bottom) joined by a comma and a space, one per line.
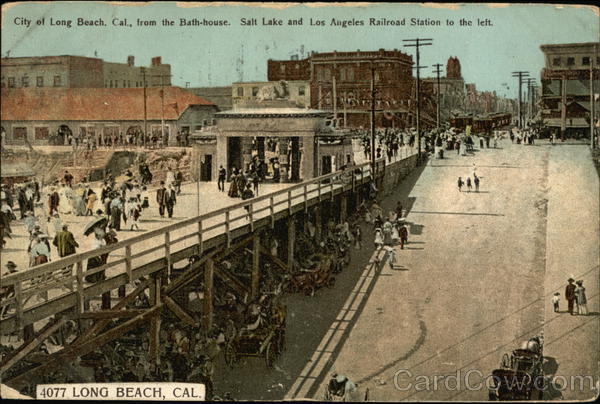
565, 278, 577, 315
0, 261, 18, 316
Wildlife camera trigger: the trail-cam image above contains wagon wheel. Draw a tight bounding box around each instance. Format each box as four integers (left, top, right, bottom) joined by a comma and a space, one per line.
265, 341, 276, 368
500, 353, 510, 368
327, 277, 336, 288
276, 329, 286, 354
224, 342, 237, 368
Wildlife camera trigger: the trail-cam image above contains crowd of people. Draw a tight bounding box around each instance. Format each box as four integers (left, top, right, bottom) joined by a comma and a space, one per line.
48, 129, 192, 150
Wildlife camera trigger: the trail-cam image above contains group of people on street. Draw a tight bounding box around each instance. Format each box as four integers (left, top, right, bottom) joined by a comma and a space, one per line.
457, 173, 481, 192
562, 277, 588, 316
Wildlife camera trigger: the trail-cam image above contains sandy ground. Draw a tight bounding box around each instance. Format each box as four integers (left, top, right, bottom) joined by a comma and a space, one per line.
207, 139, 598, 401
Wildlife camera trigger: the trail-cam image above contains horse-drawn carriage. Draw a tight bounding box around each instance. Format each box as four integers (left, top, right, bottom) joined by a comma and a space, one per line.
488, 333, 545, 400
223, 295, 287, 368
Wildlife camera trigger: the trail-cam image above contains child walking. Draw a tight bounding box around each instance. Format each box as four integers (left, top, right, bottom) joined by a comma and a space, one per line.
552, 292, 560, 312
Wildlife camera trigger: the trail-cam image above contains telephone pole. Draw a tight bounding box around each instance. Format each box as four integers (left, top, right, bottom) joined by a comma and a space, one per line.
371, 66, 376, 170
512, 71, 529, 128
151, 74, 172, 146
141, 67, 147, 147
524, 78, 536, 125
404, 38, 433, 163
432, 63, 443, 130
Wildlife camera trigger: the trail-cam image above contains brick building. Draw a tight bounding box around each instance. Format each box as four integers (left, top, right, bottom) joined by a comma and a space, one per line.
267, 49, 437, 129
1, 55, 171, 89
539, 42, 599, 138
1, 87, 217, 146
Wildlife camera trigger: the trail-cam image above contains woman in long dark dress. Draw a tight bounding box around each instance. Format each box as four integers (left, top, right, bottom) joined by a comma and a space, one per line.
227, 168, 239, 198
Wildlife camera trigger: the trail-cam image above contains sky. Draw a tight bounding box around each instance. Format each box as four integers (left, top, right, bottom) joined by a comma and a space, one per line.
1, 2, 599, 97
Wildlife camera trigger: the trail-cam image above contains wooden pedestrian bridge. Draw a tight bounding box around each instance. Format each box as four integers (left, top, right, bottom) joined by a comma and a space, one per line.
0, 154, 417, 386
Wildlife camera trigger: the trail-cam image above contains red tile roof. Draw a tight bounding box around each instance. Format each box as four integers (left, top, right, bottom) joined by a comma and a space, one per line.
1, 87, 215, 121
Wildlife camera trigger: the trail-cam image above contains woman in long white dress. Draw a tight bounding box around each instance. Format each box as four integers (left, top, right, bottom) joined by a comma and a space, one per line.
58, 185, 72, 215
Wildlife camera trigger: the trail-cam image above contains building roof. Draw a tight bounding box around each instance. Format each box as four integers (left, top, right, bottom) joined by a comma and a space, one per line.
216, 108, 328, 118
1, 87, 214, 122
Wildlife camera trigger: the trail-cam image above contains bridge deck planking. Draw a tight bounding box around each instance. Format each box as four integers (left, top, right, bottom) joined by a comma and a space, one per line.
0, 159, 401, 334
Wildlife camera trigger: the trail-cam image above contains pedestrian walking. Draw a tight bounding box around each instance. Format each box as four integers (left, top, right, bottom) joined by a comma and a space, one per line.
565, 278, 576, 315
218, 166, 226, 192
141, 186, 150, 210
48, 187, 60, 216
352, 225, 362, 250
552, 292, 560, 312
241, 183, 254, 219
109, 194, 123, 231
575, 280, 588, 315
228, 169, 239, 198
156, 182, 169, 218
252, 172, 260, 196
86, 189, 97, 216
53, 224, 78, 258
374, 228, 383, 250
126, 197, 141, 231
474, 175, 480, 192
166, 185, 177, 218
396, 201, 403, 219
399, 221, 408, 249
457, 177, 464, 192
466, 177, 472, 192
382, 220, 393, 246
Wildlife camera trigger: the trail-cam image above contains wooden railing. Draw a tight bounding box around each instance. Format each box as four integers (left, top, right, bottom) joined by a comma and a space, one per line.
0, 157, 396, 332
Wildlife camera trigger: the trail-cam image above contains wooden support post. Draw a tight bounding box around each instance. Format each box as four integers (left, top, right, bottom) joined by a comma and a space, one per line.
165, 232, 171, 282
303, 184, 308, 213
315, 206, 322, 241
340, 194, 348, 222
225, 211, 231, 247
149, 275, 161, 362
203, 258, 214, 331
287, 190, 292, 214
125, 245, 132, 283
249, 203, 254, 232
14, 281, 24, 340
76, 261, 84, 315
251, 235, 260, 299
287, 217, 296, 271
269, 196, 275, 228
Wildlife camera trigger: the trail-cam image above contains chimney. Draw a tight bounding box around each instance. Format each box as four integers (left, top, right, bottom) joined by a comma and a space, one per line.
127, 55, 135, 66
151, 56, 162, 66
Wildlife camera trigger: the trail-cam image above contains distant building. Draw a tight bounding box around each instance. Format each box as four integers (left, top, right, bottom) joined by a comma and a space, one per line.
188, 86, 233, 111
231, 80, 310, 109
539, 42, 599, 138
1, 55, 171, 89
1, 87, 217, 146
267, 49, 437, 129
424, 56, 467, 121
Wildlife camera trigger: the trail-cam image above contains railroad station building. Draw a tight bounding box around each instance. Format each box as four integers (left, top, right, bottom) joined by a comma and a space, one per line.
267, 49, 437, 130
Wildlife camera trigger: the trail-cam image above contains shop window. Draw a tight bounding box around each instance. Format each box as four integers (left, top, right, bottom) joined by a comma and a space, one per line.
36, 76, 44, 87
35, 127, 49, 140
252, 87, 259, 97
298, 86, 305, 96
237, 87, 244, 97
21, 76, 29, 87
13, 127, 27, 140
582, 57, 590, 66
566, 57, 575, 66
8, 77, 15, 88
552, 57, 561, 66
53, 76, 61, 87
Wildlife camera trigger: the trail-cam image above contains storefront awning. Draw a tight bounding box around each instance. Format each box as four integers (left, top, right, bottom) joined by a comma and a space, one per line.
544, 117, 589, 128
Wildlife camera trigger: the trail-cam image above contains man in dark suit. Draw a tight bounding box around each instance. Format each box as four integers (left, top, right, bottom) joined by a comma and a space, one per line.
156, 181, 168, 218
565, 278, 577, 315
166, 185, 177, 218
218, 166, 226, 192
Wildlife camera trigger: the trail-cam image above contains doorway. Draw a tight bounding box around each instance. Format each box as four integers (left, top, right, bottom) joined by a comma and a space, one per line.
227, 137, 242, 173
322, 155, 332, 175
201, 154, 213, 181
